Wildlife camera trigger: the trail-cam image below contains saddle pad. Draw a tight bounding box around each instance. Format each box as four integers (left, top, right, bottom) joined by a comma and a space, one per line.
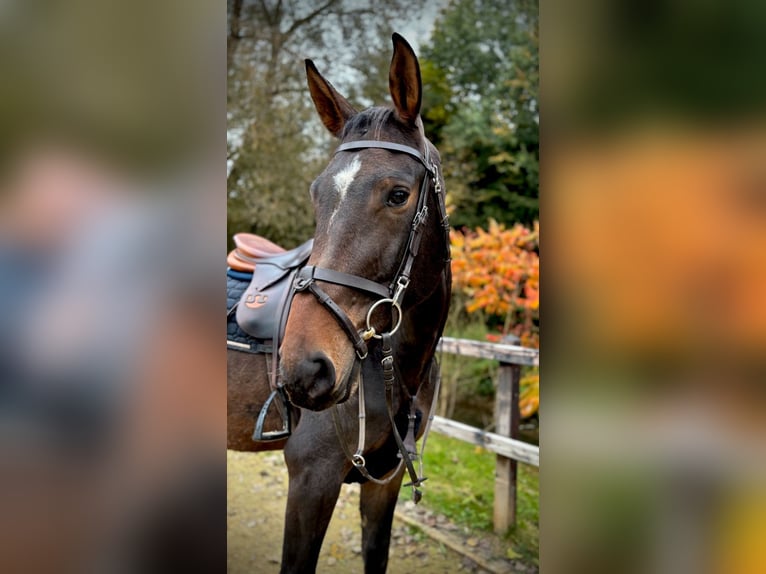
227, 271, 271, 352
227, 270, 290, 440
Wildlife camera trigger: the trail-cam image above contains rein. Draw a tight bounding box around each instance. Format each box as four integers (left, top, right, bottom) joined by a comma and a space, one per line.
293, 138, 450, 502
330, 333, 443, 504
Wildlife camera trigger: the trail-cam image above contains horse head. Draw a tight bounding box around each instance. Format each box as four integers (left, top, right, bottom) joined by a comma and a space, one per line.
280, 34, 450, 411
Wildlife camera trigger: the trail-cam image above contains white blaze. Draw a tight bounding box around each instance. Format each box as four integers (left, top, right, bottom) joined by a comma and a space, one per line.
329, 155, 361, 228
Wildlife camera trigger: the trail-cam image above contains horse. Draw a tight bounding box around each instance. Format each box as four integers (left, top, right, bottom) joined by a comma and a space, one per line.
227, 33, 451, 574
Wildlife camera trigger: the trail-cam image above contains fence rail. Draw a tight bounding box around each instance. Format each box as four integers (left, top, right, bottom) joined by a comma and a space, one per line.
437, 337, 539, 367
430, 416, 539, 467
433, 336, 539, 533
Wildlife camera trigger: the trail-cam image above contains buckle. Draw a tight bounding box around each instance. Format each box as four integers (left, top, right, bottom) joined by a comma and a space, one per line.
293, 276, 310, 291
411, 205, 428, 229
392, 276, 409, 307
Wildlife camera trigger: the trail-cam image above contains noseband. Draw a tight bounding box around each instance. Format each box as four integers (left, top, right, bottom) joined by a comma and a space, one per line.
291, 139, 450, 359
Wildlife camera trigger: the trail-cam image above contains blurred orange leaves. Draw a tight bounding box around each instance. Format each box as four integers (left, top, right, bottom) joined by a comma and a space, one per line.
450, 219, 539, 348
550, 128, 766, 360
519, 372, 540, 419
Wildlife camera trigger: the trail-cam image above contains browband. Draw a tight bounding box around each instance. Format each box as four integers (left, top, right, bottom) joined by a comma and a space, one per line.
335, 140, 433, 172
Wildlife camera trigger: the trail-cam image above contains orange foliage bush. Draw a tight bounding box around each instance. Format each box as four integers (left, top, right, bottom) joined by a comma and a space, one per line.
451, 219, 539, 348
519, 373, 540, 419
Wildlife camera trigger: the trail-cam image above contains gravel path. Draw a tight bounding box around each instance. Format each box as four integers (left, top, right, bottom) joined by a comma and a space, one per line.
228, 450, 534, 574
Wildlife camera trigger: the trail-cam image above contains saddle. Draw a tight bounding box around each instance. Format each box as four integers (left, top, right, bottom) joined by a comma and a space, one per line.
230, 233, 313, 340
227, 233, 286, 273
227, 233, 314, 442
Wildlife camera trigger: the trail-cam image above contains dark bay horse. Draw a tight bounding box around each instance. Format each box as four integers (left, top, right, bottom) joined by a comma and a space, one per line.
227, 33, 451, 573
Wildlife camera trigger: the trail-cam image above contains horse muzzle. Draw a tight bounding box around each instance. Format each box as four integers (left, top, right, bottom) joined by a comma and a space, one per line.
279, 281, 366, 410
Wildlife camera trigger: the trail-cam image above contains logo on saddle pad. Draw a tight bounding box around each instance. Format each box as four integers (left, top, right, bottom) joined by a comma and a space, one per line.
245, 293, 269, 309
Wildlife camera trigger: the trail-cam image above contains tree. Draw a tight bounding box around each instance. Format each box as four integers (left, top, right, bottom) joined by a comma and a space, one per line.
420, 0, 539, 229
227, 0, 411, 248
450, 219, 539, 418
450, 219, 539, 348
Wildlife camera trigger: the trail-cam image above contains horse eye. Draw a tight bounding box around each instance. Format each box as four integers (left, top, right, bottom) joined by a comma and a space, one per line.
386, 188, 410, 207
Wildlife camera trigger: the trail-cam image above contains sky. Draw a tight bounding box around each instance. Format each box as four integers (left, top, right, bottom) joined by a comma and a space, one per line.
394, 0, 449, 53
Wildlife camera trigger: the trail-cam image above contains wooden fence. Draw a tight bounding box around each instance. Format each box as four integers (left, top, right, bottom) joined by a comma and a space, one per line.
433, 337, 539, 533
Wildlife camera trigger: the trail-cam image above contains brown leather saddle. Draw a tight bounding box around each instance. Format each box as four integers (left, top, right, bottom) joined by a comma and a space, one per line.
229, 233, 313, 341
227, 233, 285, 273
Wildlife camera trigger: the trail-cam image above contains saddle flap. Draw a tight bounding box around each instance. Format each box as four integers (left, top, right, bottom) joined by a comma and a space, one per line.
235, 239, 313, 341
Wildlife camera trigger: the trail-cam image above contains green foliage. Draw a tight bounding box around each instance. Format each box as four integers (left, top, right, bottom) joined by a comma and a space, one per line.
420, 57, 454, 144
422, 433, 539, 563
227, 101, 323, 248
421, 0, 539, 228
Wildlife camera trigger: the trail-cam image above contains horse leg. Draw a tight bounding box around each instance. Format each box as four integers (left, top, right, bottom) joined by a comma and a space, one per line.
279, 442, 345, 573
359, 468, 405, 574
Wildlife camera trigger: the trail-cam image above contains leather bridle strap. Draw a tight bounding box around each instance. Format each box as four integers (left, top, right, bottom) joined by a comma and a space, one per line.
330, 362, 405, 487
335, 139, 437, 299
296, 281, 370, 359
318, 138, 446, 502
381, 332, 426, 501
292, 264, 393, 359
290, 140, 438, 354
296, 265, 390, 299
335, 140, 430, 168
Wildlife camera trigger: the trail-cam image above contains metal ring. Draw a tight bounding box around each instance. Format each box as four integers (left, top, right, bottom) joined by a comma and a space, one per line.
352, 454, 366, 468
365, 298, 402, 339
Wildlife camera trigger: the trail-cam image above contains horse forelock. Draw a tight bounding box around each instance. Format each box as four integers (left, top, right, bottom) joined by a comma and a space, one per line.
340, 106, 425, 152
343, 108, 437, 188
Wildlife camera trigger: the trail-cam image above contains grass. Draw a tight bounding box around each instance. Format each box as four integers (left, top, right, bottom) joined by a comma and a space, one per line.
420, 432, 539, 563
425, 301, 539, 563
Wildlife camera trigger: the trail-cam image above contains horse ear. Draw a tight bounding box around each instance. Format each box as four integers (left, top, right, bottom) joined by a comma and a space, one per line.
389, 33, 422, 125
305, 59, 357, 137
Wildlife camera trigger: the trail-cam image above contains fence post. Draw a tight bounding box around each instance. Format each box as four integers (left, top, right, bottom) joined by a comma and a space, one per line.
493, 362, 521, 533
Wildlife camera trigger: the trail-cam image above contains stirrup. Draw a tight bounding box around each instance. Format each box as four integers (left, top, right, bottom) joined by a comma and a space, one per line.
252, 387, 291, 441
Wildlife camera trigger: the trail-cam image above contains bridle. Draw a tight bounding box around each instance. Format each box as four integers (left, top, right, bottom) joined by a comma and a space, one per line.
288, 137, 450, 501
292, 139, 450, 359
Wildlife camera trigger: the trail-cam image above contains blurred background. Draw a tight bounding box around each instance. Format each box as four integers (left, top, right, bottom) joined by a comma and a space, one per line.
543, 0, 766, 573
0, 1, 225, 573
2, 0, 765, 572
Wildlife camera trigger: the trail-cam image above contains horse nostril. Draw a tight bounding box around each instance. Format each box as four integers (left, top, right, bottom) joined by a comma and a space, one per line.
289, 352, 336, 403
310, 353, 333, 384
295, 352, 332, 379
